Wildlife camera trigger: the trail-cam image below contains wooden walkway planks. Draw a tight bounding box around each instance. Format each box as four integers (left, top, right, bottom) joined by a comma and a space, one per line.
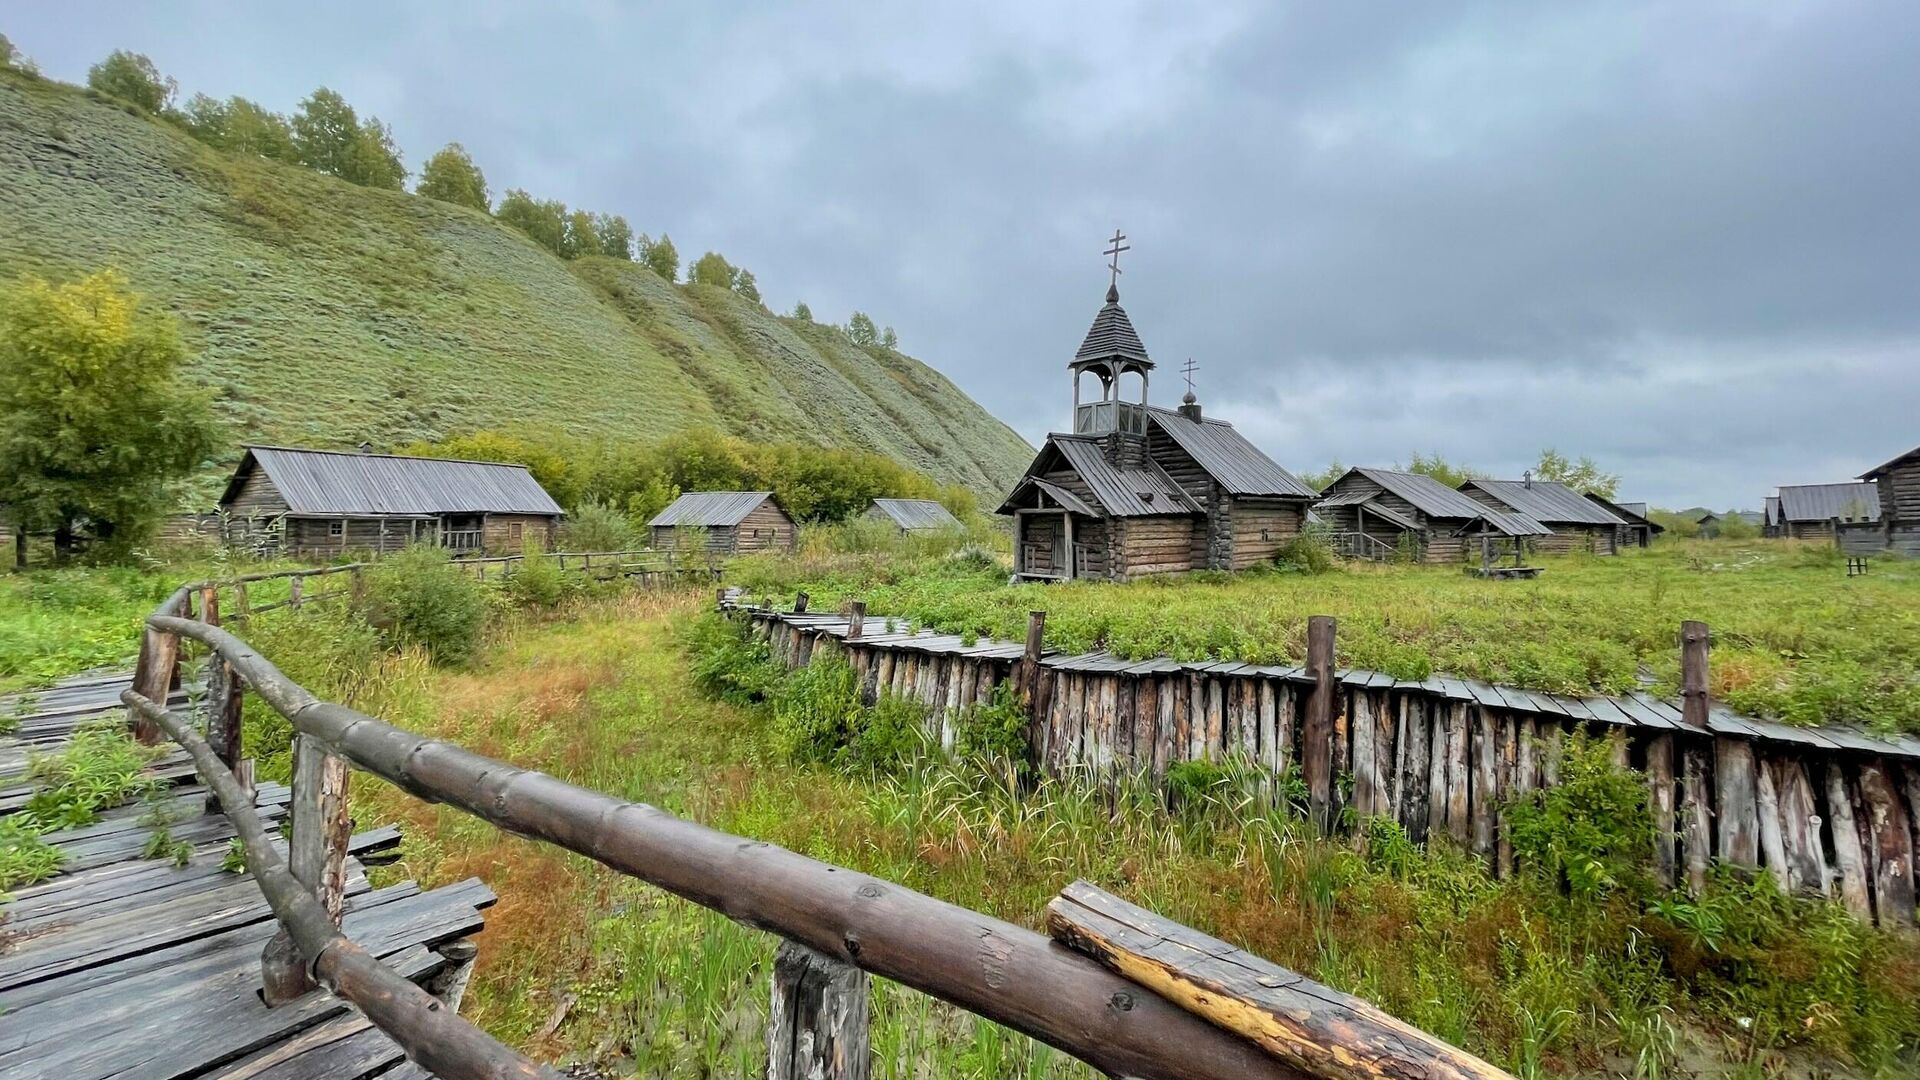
0, 672, 485, 1080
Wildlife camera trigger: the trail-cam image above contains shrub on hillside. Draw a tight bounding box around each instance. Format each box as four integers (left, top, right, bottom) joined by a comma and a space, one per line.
361, 546, 488, 666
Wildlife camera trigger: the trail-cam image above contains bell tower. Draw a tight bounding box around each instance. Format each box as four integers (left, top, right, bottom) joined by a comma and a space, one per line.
1069, 232, 1153, 464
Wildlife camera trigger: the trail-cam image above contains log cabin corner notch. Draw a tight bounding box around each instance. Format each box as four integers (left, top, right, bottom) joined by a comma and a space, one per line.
218, 445, 562, 557
998, 277, 1316, 582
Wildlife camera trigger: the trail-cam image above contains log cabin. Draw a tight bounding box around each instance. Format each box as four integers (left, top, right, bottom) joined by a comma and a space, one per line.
1457, 475, 1626, 555
649, 491, 796, 554
1849, 445, 1920, 557
1311, 467, 1501, 562
865, 498, 962, 533
1583, 494, 1663, 549
1768, 482, 1878, 541
219, 445, 562, 557
998, 282, 1316, 581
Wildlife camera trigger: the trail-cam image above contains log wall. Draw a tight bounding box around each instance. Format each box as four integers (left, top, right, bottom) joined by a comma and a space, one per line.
743, 604, 1920, 926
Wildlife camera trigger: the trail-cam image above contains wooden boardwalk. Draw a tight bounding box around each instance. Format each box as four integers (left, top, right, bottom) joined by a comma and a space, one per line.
0, 672, 495, 1080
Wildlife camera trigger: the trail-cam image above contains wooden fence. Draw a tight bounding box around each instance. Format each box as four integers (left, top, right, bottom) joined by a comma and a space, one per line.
736, 595, 1920, 929
113, 576, 1517, 1080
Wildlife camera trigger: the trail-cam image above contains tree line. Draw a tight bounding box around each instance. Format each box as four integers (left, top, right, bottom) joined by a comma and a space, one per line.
23, 42, 904, 351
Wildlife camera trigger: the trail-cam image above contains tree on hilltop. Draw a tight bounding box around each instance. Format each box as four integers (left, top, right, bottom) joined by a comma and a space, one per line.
791, 301, 812, 322
496, 189, 568, 255
597, 214, 634, 259
417, 143, 490, 212
880, 325, 898, 350
181, 94, 298, 162
291, 88, 405, 190
735, 270, 761, 304
637, 234, 679, 281
1, 34, 40, 75
689, 251, 739, 289
87, 50, 174, 113
846, 311, 877, 346
563, 210, 599, 259
0, 270, 220, 564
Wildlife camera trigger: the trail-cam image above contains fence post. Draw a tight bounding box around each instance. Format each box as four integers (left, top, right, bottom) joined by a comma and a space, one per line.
200, 586, 248, 810
768, 940, 870, 1080
1018, 610, 1046, 706
1680, 621, 1709, 729
264, 733, 353, 1005
350, 566, 367, 608
233, 579, 252, 623
289, 574, 304, 610
847, 601, 866, 640
1304, 615, 1337, 832
794, 591, 810, 614
128, 590, 187, 744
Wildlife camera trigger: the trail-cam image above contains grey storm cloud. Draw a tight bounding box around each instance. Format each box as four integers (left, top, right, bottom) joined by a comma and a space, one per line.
10, 0, 1919, 508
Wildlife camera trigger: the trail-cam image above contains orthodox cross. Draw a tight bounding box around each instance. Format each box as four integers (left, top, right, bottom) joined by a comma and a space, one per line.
1181, 357, 1198, 396
1103, 228, 1129, 288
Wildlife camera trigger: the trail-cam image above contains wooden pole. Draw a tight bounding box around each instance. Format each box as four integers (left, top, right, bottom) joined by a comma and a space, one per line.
847, 601, 866, 641
266, 733, 354, 1003
288, 574, 305, 610
1304, 616, 1336, 832
149, 615, 1303, 1080
1680, 621, 1710, 730
119, 690, 555, 1080
769, 940, 870, 1080
794, 591, 810, 614
1018, 610, 1046, 712
128, 587, 189, 743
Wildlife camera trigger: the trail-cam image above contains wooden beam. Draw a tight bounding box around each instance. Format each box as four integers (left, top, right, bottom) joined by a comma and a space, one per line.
1713, 737, 1759, 867
1858, 760, 1916, 926
1304, 616, 1336, 832
769, 940, 870, 1080
1047, 881, 1516, 1080
1825, 761, 1873, 919
1645, 734, 1676, 888
1680, 621, 1709, 730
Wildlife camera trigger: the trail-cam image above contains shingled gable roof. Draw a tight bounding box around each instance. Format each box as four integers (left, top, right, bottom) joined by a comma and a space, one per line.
1146, 408, 1316, 499
1328, 467, 1488, 519
1461, 478, 1627, 526
649, 491, 783, 528
999, 437, 1200, 518
224, 446, 562, 517
1860, 444, 1920, 480
1776, 481, 1880, 523
1073, 284, 1152, 367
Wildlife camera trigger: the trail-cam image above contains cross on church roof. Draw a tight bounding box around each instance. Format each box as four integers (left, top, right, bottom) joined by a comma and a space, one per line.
1181, 357, 1198, 396
1103, 228, 1129, 290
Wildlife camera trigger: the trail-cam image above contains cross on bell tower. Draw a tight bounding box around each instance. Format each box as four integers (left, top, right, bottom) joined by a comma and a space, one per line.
1103, 229, 1129, 293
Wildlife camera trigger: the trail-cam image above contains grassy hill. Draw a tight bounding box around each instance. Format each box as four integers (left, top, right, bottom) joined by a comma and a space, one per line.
0, 70, 1032, 496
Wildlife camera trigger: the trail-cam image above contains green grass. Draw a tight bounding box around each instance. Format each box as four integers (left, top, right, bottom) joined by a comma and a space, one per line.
314, 590, 1918, 1078
731, 538, 1920, 732
0, 68, 1032, 501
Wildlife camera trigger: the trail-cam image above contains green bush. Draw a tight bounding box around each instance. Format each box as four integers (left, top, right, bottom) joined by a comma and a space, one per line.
558, 498, 638, 552
505, 539, 573, 610
239, 602, 383, 775
1275, 530, 1336, 574
952, 683, 1030, 775
362, 545, 489, 666
1506, 731, 1654, 902
680, 613, 782, 704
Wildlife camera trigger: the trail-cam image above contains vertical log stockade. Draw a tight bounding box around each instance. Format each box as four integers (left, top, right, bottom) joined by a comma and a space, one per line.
740, 594, 1920, 929
124, 574, 1518, 1080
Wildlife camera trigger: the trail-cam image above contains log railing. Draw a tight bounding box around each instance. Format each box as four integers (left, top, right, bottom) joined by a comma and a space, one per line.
121, 583, 1513, 1079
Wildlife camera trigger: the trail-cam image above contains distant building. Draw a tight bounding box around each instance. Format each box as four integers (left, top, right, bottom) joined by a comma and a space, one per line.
649, 491, 795, 554
1312, 467, 1504, 562
1696, 509, 1764, 538
865, 498, 961, 533
219, 445, 562, 557
1851, 444, 1920, 557
1767, 483, 1877, 542
1582, 494, 1664, 549
998, 280, 1316, 581
1763, 496, 1783, 537
1457, 476, 1627, 555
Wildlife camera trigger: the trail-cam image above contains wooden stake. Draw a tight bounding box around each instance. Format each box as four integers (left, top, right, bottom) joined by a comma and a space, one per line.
1858, 760, 1915, 926
1645, 734, 1676, 888
847, 601, 866, 641
1304, 616, 1336, 831
1825, 761, 1873, 919
1680, 621, 1709, 730
1713, 737, 1759, 867
769, 940, 871, 1080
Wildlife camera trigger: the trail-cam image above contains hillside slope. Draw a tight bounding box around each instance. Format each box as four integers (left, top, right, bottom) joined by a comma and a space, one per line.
0, 71, 1032, 494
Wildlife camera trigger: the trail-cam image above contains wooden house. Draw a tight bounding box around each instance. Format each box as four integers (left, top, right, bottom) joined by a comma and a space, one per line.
997, 283, 1316, 581
649, 491, 795, 554
1583, 494, 1663, 549
1852, 444, 1920, 557
1457, 476, 1626, 555
1762, 496, 1784, 538
219, 445, 562, 557
1311, 467, 1502, 562
865, 498, 961, 533
1768, 483, 1877, 541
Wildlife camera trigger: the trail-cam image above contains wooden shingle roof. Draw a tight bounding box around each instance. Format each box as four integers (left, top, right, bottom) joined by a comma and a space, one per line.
223, 446, 562, 517
1051, 437, 1201, 517
1146, 408, 1316, 499
1073, 285, 1152, 367
1461, 479, 1626, 526
1776, 482, 1879, 523
650, 491, 782, 528
1335, 467, 1489, 519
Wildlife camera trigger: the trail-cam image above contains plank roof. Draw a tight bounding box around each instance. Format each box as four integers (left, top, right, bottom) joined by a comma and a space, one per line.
1073, 285, 1153, 367
868, 498, 961, 531
224, 446, 562, 517
1343, 467, 1490, 519
1145, 408, 1317, 498
1461, 478, 1625, 525
1052, 437, 1202, 517
1775, 481, 1880, 523
1860, 443, 1920, 480
649, 491, 781, 528
1764, 495, 1783, 526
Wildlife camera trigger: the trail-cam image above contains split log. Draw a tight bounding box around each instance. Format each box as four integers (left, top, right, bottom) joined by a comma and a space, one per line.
1387, 696, 1407, 829
1858, 761, 1915, 926
1351, 690, 1377, 818
1472, 709, 1496, 859
769, 940, 871, 1080
1445, 704, 1471, 845
1403, 698, 1431, 844
1680, 745, 1712, 895
1754, 753, 1790, 892
1304, 617, 1336, 831
1154, 675, 1177, 779
1204, 678, 1225, 761
1713, 737, 1759, 867
1258, 680, 1280, 774
128, 586, 189, 743
1825, 761, 1873, 919
1275, 683, 1296, 773
1047, 881, 1516, 1080
1645, 734, 1676, 888
1496, 720, 1517, 877
1775, 758, 1828, 897
1541, 724, 1564, 787
1175, 671, 1195, 764
1425, 703, 1447, 843
1133, 677, 1158, 774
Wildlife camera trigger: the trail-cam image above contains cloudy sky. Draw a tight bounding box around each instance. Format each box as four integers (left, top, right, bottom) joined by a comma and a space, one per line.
12, 2, 1919, 508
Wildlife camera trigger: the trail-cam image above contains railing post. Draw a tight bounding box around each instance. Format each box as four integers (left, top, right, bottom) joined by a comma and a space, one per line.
847, 601, 866, 640
232, 579, 252, 623
128, 590, 187, 744
200, 585, 248, 810
1304, 615, 1337, 832
1018, 610, 1045, 706
264, 733, 353, 1005
794, 590, 810, 614
768, 940, 870, 1080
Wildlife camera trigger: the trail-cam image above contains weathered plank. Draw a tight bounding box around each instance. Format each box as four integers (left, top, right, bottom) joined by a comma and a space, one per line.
1774, 758, 1828, 897
1858, 760, 1915, 926
1304, 616, 1336, 830
1825, 761, 1873, 919
1680, 744, 1711, 894
1713, 737, 1759, 867
769, 940, 871, 1080
1645, 734, 1676, 888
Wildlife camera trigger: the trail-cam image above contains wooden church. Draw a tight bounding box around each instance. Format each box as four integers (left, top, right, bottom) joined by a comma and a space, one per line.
998, 260, 1316, 582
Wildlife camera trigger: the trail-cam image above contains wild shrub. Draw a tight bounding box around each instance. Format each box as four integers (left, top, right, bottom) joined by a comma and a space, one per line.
952, 683, 1029, 775
766, 657, 928, 770
1505, 731, 1653, 902
680, 613, 782, 704
505, 539, 573, 611
559, 498, 638, 552
21, 721, 162, 831
0, 818, 64, 894
362, 545, 489, 666
1275, 530, 1336, 574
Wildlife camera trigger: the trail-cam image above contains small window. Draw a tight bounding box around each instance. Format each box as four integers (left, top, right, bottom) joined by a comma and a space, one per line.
328, 520, 344, 539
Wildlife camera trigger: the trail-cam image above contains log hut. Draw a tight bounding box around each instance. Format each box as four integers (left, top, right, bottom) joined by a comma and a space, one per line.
864, 498, 962, 534
999, 274, 1315, 581
1768, 482, 1878, 542
218, 445, 562, 557
1584, 494, 1663, 549
1311, 467, 1505, 562
649, 491, 796, 554
1458, 475, 1626, 555
1847, 444, 1920, 556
